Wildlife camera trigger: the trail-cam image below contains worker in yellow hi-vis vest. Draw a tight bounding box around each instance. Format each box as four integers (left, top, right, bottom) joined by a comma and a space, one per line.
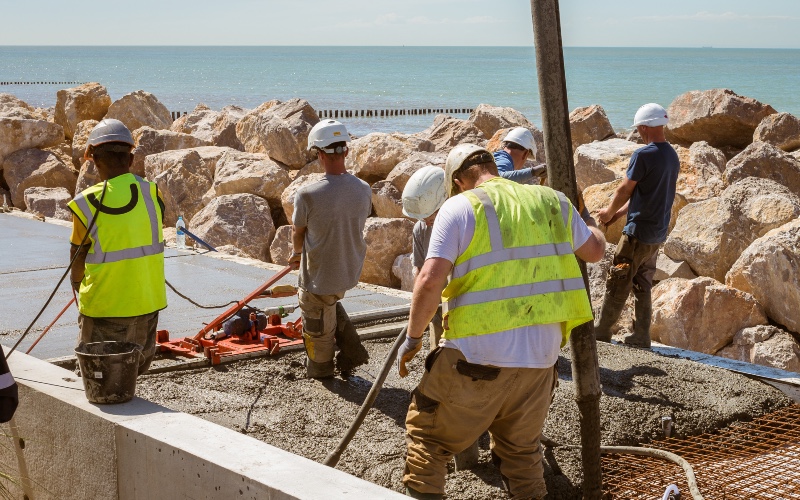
67, 119, 167, 375
397, 144, 606, 500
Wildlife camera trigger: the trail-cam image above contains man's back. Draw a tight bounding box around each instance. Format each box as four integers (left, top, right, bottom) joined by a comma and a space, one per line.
624, 142, 680, 244
293, 173, 372, 295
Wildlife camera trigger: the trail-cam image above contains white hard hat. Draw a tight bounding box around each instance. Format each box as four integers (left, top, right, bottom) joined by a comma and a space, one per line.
444, 144, 495, 198
633, 103, 669, 127
402, 166, 447, 220
502, 127, 536, 156
307, 119, 351, 152
87, 119, 134, 147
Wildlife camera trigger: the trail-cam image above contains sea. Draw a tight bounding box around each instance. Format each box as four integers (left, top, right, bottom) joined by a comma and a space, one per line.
1, 46, 798, 137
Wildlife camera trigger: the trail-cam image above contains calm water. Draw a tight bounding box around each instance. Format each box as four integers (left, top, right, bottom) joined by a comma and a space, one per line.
1, 46, 798, 136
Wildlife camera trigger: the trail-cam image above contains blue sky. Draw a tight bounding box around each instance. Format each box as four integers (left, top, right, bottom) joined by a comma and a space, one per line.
1, 0, 799, 48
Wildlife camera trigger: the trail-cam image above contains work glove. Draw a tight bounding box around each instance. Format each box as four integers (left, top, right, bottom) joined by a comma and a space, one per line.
397, 334, 423, 378
288, 252, 302, 270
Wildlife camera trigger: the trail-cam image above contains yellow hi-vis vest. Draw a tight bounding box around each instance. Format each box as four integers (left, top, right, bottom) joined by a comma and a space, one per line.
441, 177, 593, 347
68, 173, 167, 318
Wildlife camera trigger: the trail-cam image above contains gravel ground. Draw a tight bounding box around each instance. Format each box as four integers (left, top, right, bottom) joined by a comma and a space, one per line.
137, 336, 792, 499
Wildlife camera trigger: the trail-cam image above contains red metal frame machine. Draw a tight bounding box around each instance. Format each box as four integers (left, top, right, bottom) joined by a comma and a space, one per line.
156, 266, 303, 365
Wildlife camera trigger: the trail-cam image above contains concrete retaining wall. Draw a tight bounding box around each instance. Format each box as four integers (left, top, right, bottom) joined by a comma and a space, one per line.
1, 348, 405, 499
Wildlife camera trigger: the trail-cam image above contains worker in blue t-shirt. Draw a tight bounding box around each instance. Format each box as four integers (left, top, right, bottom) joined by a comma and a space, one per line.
492, 127, 546, 184
595, 103, 680, 348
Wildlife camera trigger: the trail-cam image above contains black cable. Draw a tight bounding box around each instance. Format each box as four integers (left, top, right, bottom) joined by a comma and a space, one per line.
9, 181, 108, 356
165, 279, 239, 309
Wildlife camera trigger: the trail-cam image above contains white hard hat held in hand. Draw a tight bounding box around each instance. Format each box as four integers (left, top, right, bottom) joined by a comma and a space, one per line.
307, 119, 351, 152
402, 165, 447, 220
502, 127, 536, 156
633, 103, 669, 127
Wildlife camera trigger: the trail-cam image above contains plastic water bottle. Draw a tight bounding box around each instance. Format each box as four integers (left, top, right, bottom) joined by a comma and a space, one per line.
176, 216, 186, 250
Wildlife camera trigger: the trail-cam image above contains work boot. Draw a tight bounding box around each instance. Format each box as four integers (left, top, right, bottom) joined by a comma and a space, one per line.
405, 486, 444, 500
305, 357, 335, 379
594, 294, 627, 343
334, 302, 369, 376
623, 290, 652, 348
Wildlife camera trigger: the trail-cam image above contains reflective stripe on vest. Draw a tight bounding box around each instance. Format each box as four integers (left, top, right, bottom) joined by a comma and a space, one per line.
72, 177, 164, 264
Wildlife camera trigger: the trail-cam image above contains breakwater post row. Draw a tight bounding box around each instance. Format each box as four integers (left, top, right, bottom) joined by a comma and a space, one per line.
0, 81, 83, 86
169, 108, 474, 120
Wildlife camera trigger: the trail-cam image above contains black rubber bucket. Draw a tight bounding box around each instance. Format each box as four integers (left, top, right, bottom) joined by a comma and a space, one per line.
74, 341, 142, 404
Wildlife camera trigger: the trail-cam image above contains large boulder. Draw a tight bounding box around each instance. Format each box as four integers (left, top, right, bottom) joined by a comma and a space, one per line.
752, 112, 800, 152
269, 225, 293, 266
392, 253, 415, 292
361, 217, 414, 287
371, 180, 403, 218
296, 158, 325, 178
651, 277, 767, 353
723, 141, 800, 192
23, 186, 72, 221
486, 126, 547, 165
131, 127, 210, 177
0, 118, 64, 163
234, 98, 318, 169
281, 173, 325, 222
717, 325, 800, 373
213, 150, 291, 209
569, 105, 616, 152
2, 149, 76, 209
674, 141, 726, 203
664, 178, 800, 282
170, 103, 247, 149
71, 119, 98, 168
420, 115, 486, 152
190, 193, 275, 262
0, 94, 38, 119
144, 146, 232, 180
105, 90, 172, 131
54, 83, 111, 140
468, 104, 534, 139
665, 88, 776, 148
653, 250, 697, 282
151, 150, 213, 226
75, 160, 100, 193
385, 151, 446, 192
573, 139, 640, 191
726, 218, 800, 334
347, 133, 435, 184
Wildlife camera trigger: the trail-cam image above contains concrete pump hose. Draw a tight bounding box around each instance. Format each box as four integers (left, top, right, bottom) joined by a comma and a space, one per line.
541, 435, 704, 500
324, 326, 408, 468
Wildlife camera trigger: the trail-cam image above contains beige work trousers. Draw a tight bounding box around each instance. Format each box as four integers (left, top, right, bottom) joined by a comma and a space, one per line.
78, 312, 159, 375
298, 288, 345, 363
404, 347, 556, 499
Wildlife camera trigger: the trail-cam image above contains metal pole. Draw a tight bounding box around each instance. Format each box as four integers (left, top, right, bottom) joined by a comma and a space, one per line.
530, 1, 603, 498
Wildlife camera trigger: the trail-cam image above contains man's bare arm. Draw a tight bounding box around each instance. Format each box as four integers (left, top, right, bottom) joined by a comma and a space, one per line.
598, 177, 637, 224
574, 227, 606, 263
69, 244, 88, 291
407, 257, 452, 339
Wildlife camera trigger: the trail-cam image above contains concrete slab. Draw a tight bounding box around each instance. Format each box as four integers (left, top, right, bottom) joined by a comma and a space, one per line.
0, 213, 410, 360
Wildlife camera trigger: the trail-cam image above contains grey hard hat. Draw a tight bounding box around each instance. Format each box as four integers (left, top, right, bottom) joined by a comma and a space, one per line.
87, 119, 135, 147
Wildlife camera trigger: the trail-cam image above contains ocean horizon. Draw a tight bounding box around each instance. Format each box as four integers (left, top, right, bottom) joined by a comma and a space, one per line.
2, 46, 798, 136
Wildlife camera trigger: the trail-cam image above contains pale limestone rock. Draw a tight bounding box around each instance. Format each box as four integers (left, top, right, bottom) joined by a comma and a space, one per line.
144, 146, 232, 181
385, 152, 446, 192
170, 103, 247, 149
2, 148, 76, 209
717, 325, 800, 373
347, 133, 435, 184
71, 119, 98, 168
190, 193, 275, 262
651, 277, 767, 354
485, 126, 546, 165
724, 141, 800, 192
468, 104, 534, 139
296, 159, 325, 178
361, 217, 414, 287
675, 141, 726, 203
665, 88, 776, 148
0, 94, 38, 119
75, 160, 100, 193
213, 150, 290, 210
569, 105, 615, 153
653, 250, 697, 282
151, 150, 212, 226
726, 218, 800, 334
0, 118, 64, 163
573, 138, 639, 191
44, 142, 74, 171
371, 180, 403, 218
392, 253, 415, 292
54, 83, 111, 140
752, 112, 800, 152
420, 114, 486, 152
105, 90, 172, 131
269, 225, 293, 266
664, 178, 800, 282
23, 186, 72, 221
281, 173, 325, 222
131, 127, 210, 177
234, 99, 318, 169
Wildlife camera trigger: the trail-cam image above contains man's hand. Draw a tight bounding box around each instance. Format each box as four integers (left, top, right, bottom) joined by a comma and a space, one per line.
597, 207, 614, 225
288, 252, 301, 270
397, 334, 423, 378
71, 279, 82, 292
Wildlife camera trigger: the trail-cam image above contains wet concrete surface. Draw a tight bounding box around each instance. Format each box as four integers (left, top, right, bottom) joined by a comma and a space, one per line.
137, 336, 792, 499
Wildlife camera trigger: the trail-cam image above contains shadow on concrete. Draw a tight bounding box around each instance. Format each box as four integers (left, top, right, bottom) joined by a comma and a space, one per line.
321, 377, 411, 428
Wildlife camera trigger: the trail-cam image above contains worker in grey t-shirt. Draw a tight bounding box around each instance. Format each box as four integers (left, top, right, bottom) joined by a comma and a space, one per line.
290, 120, 372, 379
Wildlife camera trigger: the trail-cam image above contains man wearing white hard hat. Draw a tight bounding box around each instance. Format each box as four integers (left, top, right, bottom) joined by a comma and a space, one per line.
595, 103, 680, 348
397, 143, 605, 499
492, 126, 547, 184
290, 120, 372, 379
67, 119, 167, 374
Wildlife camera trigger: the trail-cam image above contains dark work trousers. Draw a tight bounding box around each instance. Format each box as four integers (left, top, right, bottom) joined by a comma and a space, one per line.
595, 233, 660, 343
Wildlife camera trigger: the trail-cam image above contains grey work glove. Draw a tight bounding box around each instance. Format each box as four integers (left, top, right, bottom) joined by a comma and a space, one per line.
397, 334, 423, 378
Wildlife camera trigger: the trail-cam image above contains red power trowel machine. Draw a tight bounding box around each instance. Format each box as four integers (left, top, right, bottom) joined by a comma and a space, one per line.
156, 266, 304, 365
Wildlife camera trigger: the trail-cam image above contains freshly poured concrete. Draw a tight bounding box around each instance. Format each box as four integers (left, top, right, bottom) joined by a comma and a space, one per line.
0, 213, 409, 360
